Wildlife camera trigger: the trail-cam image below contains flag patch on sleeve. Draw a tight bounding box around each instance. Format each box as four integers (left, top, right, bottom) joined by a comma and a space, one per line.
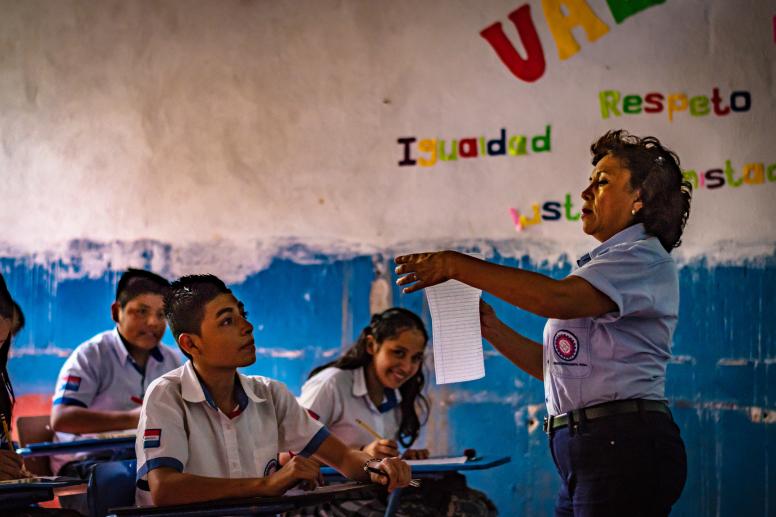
62, 375, 81, 392
143, 429, 162, 449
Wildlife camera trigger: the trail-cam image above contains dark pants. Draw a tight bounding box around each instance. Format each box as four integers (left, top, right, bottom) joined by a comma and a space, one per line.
549, 409, 686, 516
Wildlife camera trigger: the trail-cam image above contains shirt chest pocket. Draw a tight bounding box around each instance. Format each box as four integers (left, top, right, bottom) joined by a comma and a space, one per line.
548, 319, 592, 379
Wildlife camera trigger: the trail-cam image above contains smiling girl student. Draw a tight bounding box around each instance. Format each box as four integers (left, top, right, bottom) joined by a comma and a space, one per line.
298, 307, 496, 517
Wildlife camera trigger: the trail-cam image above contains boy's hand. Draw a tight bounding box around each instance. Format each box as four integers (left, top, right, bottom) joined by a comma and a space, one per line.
368, 457, 411, 492
401, 448, 430, 460
362, 438, 398, 459
0, 449, 25, 481
266, 456, 321, 495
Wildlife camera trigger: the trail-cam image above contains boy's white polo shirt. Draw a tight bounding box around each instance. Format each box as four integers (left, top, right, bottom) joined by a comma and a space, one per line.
135, 361, 329, 505
50, 328, 182, 473
298, 366, 401, 449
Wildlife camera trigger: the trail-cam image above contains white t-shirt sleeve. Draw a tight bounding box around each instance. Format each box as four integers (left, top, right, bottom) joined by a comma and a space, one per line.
271, 381, 329, 457
135, 379, 189, 491
52, 345, 99, 408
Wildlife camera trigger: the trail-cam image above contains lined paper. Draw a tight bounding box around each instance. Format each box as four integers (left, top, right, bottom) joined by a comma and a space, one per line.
425, 279, 484, 384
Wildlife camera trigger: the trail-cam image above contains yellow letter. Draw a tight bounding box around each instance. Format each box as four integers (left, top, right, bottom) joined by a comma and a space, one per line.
418, 139, 437, 167
519, 203, 542, 227
666, 93, 688, 122
682, 170, 698, 190
742, 163, 765, 185
541, 0, 609, 60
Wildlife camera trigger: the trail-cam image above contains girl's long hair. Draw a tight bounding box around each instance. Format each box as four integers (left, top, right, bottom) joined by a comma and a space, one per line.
0, 275, 16, 431
309, 307, 430, 448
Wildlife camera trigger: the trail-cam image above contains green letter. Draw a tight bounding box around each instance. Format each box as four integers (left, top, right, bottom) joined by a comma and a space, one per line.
682, 170, 698, 189
564, 193, 580, 220
689, 96, 710, 116
622, 95, 642, 114
599, 90, 621, 119
531, 125, 552, 153
605, 0, 665, 24
724, 160, 743, 187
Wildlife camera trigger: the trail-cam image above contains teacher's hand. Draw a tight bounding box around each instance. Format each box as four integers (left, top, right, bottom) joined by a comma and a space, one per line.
479, 300, 503, 342
395, 251, 459, 293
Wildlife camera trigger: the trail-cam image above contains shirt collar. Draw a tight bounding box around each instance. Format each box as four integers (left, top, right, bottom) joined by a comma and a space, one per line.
180, 362, 264, 412
352, 366, 402, 413
577, 223, 647, 267
112, 328, 164, 367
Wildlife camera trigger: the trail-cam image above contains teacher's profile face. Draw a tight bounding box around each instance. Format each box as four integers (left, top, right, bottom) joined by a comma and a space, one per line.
580, 154, 640, 242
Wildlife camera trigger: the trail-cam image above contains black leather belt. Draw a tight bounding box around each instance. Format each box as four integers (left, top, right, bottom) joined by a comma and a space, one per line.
543, 399, 670, 435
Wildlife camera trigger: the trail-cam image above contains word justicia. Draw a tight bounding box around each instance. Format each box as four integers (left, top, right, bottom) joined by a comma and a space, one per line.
397, 125, 552, 168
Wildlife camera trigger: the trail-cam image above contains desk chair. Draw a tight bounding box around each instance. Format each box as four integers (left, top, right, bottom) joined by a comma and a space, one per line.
87, 459, 137, 517
16, 415, 54, 475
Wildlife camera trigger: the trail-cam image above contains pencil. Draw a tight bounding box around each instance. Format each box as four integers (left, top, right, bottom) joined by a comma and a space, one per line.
0, 413, 14, 452
355, 418, 384, 441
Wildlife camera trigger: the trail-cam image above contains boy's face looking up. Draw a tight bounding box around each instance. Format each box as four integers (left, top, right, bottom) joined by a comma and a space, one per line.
181, 293, 256, 369
113, 293, 167, 351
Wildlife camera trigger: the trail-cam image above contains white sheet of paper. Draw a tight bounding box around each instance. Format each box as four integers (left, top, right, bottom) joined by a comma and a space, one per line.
405, 455, 468, 466
425, 279, 484, 384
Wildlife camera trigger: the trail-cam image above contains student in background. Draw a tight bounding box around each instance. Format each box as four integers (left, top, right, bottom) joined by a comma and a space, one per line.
297, 308, 496, 517
0, 275, 24, 481
49, 269, 182, 476
135, 275, 410, 506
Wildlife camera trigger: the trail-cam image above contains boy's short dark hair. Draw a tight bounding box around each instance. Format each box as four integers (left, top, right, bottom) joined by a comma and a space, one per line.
116, 269, 170, 307
164, 275, 232, 359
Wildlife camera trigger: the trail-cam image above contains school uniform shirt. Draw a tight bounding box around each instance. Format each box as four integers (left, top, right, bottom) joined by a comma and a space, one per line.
543, 223, 678, 416
50, 329, 182, 474
135, 361, 330, 506
298, 366, 402, 448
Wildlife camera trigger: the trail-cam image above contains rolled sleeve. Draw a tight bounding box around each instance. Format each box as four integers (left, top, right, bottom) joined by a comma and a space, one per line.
52, 346, 98, 408
272, 381, 327, 455
135, 380, 189, 491
571, 247, 668, 322
298, 377, 340, 426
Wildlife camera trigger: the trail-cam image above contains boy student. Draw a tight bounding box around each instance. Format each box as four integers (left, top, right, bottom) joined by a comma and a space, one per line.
50, 269, 182, 475
135, 275, 411, 506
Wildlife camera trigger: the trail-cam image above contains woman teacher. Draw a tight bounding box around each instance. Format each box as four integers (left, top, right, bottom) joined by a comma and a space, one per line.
394, 130, 691, 516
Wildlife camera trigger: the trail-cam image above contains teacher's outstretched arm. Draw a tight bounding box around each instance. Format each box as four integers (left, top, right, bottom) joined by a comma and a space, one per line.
395, 251, 615, 320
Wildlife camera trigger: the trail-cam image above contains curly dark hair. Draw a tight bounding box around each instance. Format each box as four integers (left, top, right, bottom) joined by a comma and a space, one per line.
308, 308, 430, 448
591, 130, 692, 252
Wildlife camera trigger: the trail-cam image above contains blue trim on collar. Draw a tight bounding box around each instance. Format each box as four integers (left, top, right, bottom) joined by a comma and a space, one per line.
193, 369, 248, 413
377, 388, 398, 413
149, 346, 164, 362
577, 223, 647, 267
297, 427, 331, 458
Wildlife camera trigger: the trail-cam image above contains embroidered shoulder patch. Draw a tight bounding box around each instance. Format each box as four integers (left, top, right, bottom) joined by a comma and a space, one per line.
553, 330, 579, 361
62, 375, 82, 392
143, 429, 162, 449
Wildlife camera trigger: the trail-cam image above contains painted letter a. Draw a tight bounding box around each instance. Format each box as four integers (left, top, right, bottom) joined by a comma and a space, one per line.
480, 4, 546, 83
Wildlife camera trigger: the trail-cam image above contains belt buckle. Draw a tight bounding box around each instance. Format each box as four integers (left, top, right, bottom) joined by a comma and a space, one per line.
542, 415, 549, 434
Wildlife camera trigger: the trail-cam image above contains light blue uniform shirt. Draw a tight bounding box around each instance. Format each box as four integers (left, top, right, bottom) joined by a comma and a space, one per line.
543, 223, 679, 416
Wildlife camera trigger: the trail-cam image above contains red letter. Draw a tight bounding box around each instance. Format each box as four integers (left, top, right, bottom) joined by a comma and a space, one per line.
643, 93, 664, 113
480, 4, 546, 83
711, 87, 730, 116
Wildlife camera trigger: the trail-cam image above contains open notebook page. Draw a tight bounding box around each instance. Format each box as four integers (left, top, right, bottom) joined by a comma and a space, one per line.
425, 279, 484, 384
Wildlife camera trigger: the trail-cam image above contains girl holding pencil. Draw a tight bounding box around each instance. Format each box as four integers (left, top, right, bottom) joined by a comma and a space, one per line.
297, 307, 495, 517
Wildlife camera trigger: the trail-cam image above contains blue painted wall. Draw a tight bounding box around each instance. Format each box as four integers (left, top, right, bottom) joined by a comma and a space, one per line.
3, 250, 775, 515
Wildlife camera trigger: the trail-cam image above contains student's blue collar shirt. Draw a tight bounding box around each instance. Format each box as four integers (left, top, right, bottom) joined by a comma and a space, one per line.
543, 223, 679, 415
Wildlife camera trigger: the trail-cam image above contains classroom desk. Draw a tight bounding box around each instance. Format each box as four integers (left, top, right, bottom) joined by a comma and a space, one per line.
106, 482, 379, 517
321, 455, 511, 517
0, 477, 86, 509
16, 436, 136, 458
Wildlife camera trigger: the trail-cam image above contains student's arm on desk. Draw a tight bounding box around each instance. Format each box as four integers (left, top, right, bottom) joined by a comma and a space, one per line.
50, 405, 141, 434
313, 434, 410, 492
0, 450, 25, 481
147, 455, 323, 506
480, 301, 543, 381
